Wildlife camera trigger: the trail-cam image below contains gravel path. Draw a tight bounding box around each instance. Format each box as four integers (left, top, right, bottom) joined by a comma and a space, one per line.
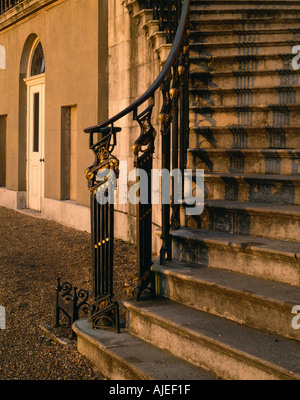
0, 206, 137, 380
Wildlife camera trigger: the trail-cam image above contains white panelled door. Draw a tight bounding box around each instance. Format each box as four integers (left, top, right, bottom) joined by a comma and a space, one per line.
26, 77, 45, 211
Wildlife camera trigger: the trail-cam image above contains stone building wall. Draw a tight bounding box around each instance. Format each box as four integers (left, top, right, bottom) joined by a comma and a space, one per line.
108, 0, 163, 252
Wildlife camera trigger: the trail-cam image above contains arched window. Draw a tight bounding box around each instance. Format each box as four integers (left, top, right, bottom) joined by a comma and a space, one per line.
30, 42, 45, 76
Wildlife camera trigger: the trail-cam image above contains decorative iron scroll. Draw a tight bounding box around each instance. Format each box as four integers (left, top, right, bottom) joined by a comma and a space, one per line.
132, 104, 157, 301
55, 277, 90, 339
85, 126, 121, 333
145, 0, 182, 43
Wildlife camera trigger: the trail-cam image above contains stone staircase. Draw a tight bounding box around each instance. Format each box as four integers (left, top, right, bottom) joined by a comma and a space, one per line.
74, 0, 300, 380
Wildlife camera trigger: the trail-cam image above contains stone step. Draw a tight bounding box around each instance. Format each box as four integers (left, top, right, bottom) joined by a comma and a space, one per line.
123, 297, 300, 380
189, 126, 299, 149
190, 41, 299, 58
190, 2, 300, 11
152, 263, 300, 342
188, 148, 300, 175
133, 1, 300, 25
125, 0, 157, 17
191, 0, 300, 4
190, 54, 295, 74
185, 199, 300, 242
189, 86, 300, 108
133, 8, 154, 28
142, 19, 160, 38
73, 318, 218, 380
203, 172, 300, 205
189, 104, 300, 128
148, 30, 168, 51
170, 228, 300, 286
189, 70, 299, 90
151, 261, 300, 340
189, 17, 300, 32
190, 29, 300, 45
189, 9, 300, 22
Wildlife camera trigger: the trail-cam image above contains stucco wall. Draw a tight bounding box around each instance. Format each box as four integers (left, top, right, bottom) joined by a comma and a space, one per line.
0, 0, 163, 249
0, 0, 108, 207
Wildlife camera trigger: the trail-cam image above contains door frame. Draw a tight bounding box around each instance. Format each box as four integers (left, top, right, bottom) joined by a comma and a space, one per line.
24, 74, 45, 211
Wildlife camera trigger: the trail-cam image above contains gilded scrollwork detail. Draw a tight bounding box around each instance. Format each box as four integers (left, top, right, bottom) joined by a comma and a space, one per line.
97, 147, 109, 162
85, 127, 121, 193
132, 104, 156, 161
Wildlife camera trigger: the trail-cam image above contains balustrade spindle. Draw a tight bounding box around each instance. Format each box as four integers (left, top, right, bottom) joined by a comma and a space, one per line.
0, 0, 21, 15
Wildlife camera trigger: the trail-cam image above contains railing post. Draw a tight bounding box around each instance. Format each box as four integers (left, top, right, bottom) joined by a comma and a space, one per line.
179, 25, 190, 181
159, 0, 165, 31
0, 0, 19, 14
132, 104, 157, 301
85, 126, 121, 332
159, 73, 173, 264
159, 1, 190, 262
84, 0, 191, 300
170, 59, 181, 230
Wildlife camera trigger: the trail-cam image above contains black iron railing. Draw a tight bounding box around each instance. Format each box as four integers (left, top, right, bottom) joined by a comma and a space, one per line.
0, 0, 23, 15
146, 0, 183, 43
55, 278, 90, 339
84, 0, 190, 331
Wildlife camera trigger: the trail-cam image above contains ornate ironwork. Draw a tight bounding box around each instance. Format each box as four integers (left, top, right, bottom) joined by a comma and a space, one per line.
0, 0, 24, 15
84, 0, 190, 322
55, 277, 90, 339
85, 126, 121, 333
159, 72, 173, 264
89, 295, 120, 332
132, 104, 156, 300
144, 0, 183, 43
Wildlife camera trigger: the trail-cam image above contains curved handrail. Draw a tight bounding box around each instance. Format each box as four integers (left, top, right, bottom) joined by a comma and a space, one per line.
84, 0, 190, 134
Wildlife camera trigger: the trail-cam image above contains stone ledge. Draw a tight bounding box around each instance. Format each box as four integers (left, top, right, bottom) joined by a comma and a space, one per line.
41, 197, 90, 233
0, 187, 26, 209
124, 297, 300, 380
73, 318, 217, 380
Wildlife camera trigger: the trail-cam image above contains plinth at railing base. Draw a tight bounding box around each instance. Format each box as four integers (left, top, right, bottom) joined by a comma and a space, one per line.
88, 295, 121, 333
132, 271, 156, 302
